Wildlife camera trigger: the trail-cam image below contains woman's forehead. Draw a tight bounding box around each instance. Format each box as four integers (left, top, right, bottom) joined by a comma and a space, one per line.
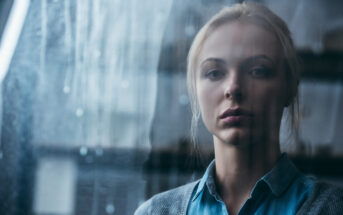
198, 21, 282, 67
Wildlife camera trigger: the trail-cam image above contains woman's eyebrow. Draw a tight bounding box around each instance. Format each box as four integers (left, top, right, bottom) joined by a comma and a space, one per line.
200, 58, 227, 67
243, 55, 276, 66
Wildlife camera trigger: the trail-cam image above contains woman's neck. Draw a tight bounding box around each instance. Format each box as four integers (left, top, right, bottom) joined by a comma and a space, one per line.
213, 136, 281, 214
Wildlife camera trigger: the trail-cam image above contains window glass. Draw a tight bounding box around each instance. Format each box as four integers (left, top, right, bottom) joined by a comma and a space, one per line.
0, 0, 343, 214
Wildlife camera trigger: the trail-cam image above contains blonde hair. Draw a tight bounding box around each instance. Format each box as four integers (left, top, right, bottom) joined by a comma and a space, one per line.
187, 2, 299, 144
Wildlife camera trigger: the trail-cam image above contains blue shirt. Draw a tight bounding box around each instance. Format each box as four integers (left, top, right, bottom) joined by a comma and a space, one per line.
187, 154, 314, 215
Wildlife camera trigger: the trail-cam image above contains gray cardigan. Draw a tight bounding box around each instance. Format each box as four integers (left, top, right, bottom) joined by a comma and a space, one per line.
134, 180, 343, 215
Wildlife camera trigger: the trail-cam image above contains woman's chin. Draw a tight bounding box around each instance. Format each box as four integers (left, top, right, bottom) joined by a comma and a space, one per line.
215, 127, 253, 147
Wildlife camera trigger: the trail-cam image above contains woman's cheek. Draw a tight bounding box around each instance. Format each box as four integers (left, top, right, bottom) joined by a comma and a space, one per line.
251, 86, 285, 124
197, 84, 219, 130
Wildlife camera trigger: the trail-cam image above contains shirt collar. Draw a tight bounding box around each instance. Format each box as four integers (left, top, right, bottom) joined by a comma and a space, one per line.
192, 159, 216, 201
261, 153, 301, 197
192, 153, 301, 201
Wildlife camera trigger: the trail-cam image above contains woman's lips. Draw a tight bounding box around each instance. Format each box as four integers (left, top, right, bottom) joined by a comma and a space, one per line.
219, 108, 253, 125
220, 115, 252, 125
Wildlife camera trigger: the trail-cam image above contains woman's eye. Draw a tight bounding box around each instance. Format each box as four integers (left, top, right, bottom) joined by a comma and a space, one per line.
249, 68, 271, 78
205, 70, 224, 80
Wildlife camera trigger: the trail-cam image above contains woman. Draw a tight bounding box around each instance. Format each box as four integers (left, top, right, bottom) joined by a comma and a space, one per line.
135, 2, 343, 215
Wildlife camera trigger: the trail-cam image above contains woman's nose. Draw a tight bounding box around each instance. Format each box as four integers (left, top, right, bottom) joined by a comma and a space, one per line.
224, 72, 242, 101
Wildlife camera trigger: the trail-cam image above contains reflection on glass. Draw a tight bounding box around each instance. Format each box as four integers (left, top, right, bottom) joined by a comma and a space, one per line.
0, 0, 343, 214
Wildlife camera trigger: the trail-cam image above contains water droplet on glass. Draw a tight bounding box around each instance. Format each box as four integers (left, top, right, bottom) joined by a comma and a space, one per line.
95, 147, 103, 156
85, 155, 93, 163
76, 108, 84, 117
94, 50, 101, 58
178, 94, 189, 105
121, 80, 129, 88
79, 146, 88, 156
312, 42, 323, 54
156, 11, 164, 21
185, 25, 195, 37
63, 86, 70, 94
105, 203, 115, 214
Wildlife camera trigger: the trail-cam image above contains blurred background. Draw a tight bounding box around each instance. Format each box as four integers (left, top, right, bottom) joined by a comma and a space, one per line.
0, 0, 342, 214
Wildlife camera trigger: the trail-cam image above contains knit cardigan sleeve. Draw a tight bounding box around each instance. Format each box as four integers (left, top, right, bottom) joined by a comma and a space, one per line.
134, 180, 199, 215
296, 181, 343, 215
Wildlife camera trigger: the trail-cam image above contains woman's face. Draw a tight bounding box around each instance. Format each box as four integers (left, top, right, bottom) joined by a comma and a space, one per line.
196, 21, 287, 146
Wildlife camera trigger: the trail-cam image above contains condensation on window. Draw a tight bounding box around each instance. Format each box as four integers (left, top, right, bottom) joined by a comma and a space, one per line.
0, 0, 343, 215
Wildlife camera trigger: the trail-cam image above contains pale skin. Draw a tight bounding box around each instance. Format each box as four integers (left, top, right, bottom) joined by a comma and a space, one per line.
196, 21, 289, 215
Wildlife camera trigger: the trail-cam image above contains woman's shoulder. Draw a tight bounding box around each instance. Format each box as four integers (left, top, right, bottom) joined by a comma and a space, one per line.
134, 180, 200, 215
297, 181, 343, 215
